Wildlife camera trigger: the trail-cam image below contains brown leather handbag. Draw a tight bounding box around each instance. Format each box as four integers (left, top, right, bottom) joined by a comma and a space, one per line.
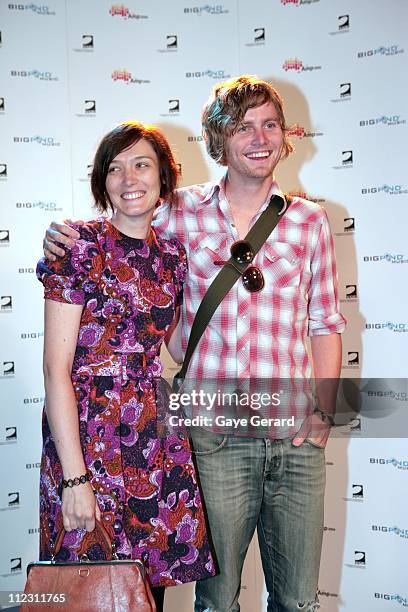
21, 521, 156, 611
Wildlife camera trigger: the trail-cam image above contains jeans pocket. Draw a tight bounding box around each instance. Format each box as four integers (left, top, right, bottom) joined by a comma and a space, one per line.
190, 428, 228, 456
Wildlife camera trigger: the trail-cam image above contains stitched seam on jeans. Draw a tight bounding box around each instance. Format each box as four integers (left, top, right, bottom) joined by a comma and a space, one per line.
258, 513, 277, 608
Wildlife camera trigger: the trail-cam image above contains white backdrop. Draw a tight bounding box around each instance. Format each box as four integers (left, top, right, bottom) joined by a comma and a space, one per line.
1, 1, 407, 610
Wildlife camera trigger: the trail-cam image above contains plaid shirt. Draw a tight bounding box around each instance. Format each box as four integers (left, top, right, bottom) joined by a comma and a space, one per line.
154, 175, 346, 383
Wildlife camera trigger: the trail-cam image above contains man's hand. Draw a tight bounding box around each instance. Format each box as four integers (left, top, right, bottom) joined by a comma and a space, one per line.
292, 412, 331, 449
43, 219, 82, 261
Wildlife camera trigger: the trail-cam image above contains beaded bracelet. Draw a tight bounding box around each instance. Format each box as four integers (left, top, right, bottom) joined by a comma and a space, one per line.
62, 472, 90, 489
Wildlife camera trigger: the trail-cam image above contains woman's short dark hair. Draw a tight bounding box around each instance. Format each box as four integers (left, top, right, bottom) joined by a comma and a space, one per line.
91, 122, 179, 213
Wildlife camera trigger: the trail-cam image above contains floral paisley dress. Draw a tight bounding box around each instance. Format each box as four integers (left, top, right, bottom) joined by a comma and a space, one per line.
36, 218, 216, 587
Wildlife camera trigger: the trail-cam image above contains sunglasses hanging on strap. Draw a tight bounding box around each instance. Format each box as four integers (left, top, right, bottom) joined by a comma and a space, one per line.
173, 193, 291, 392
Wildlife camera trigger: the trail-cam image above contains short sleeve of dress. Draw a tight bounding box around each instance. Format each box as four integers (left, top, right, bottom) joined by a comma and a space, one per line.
36, 223, 103, 305
173, 241, 188, 307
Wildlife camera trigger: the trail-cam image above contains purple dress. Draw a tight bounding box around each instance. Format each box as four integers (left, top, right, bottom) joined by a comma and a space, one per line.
36, 218, 216, 587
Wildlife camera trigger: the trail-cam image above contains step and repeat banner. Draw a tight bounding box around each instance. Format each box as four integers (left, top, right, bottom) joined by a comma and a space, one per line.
1, 1, 407, 610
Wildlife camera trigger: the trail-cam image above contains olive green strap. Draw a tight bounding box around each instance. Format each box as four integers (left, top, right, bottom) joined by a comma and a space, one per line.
173, 194, 288, 389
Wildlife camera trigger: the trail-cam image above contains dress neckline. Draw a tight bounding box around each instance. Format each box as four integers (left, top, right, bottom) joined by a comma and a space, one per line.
104, 218, 155, 244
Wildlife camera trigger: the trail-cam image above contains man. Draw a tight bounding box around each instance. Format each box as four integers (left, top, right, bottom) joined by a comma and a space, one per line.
44, 75, 346, 612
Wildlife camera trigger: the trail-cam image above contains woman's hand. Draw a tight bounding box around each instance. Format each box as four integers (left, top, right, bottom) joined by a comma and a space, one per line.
61, 482, 101, 532
43, 220, 82, 261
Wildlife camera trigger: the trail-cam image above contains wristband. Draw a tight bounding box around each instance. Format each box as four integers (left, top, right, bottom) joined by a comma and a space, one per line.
62, 472, 90, 489
313, 407, 335, 427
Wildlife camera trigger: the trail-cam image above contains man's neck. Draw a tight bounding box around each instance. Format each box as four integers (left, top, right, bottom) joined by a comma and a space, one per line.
225, 172, 275, 215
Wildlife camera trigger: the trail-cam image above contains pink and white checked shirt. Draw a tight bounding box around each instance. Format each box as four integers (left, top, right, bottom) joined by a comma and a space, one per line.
153, 176, 346, 381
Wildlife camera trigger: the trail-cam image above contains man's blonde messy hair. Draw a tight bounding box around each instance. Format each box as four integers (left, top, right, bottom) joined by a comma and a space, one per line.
201, 75, 294, 165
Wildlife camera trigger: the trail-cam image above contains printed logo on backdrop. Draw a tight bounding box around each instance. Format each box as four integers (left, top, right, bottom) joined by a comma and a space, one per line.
24, 395, 45, 405
13, 135, 61, 147
0, 31, 2, 47
340, 284, 357, 303
0, 296, 13, 312
366, 322, 408, 333
366, 389, 408, 403
0, 230, 10, 246
372, 525, 408, 540
360, 114, 406, 127
343, 483, 364, 502
287, 126, 323, 139
342, 351, 359, 370
282, 58, 321, 72
28, 527, 40, 535
375, 593, 408, 606
339, 417, 362, 437
245, 28, 266, 47
26, 462, 41, 469
363, 252, 408, 264
0, 97, 5, 113
73, 35, 94, 53
158, 35, 178, 53
0, 163, 7, 179
160, 99, 180, 118
362, 183, 408, 196
333, 150, 353, 170
318, 590, 338, 600
176, 163, 182, 176
75, 100, 96, 118
358, 44, 404, 58
18, 267, 35, 273
10, 68, 58, 81
21, 331, 44, 340
1, 557, 22, 578
334, 217, 355, 236
0, 426, 17, 445
185, 69, 231, 80
109, 5, 148, 19
183, 5, 229, 15
331, 82, 351, 103
7, 3, 55, 15
323, 526, 336, 533
281, 0, 320, 5
16, 200, 62, 211
287, 191, 325, 204
345, 550, 366, 569
1, 361, 15, 377
187, 135, 204, 143
78, 164, 93, 183
329, 14, 350, 35
111, 69, 150, 85
370, 457, 408, 471
0, 492, 20, 512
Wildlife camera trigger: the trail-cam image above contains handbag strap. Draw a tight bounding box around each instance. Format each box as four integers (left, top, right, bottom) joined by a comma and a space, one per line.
175, 193, 289, 383
52, 520, 115, 560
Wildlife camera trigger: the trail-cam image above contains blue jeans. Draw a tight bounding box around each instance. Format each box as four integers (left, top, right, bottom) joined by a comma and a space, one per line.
190, 431, 325, 612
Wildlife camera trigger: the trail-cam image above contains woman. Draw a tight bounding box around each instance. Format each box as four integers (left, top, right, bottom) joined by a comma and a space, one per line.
36, 122, 216, 610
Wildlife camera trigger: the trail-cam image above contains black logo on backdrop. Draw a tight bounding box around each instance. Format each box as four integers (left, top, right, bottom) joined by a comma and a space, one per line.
352, 484, 364, 499
169, 99, 180, 113
354, 551, 366, 565
342, 150, 353, 165
347, 352, 359, 366
2, 361, 15, 376
10, 558, 22, 573
0, 97, 4, 111
346, 285, 357, 299
82, 35, 94, 48
1, 296, 12, 310
8, 492, 20, 506
0, 230, 10, 244
338, 14, 350, 30
0, 163, 7, 176
84, 100, 96, 113
341, 83, 351, 97
177, 163, 182, 175
344, 218, 355, 232
5, 427, 17, 441
167, 35, 178, 49
254, 28, 265, 42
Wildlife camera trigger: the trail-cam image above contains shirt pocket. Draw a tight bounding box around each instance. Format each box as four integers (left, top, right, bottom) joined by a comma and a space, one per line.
262, 241, 306, 290
187, 232, 230, 282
